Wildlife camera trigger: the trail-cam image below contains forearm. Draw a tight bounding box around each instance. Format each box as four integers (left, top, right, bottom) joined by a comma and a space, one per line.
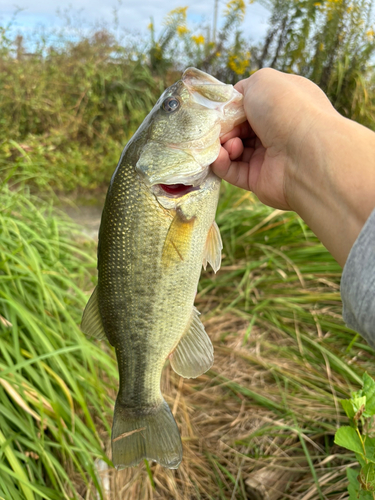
213, 69, 375, 266
287, 112, 375, 267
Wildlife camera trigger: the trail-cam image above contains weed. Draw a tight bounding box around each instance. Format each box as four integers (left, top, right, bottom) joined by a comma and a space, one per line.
0, 184, 116, 499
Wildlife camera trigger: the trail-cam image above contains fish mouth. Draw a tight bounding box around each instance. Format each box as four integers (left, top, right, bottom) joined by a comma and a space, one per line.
150, 170, 219, 210
182, 67, 246, 135
148, 163, 210, 197
152, 183, 197, 198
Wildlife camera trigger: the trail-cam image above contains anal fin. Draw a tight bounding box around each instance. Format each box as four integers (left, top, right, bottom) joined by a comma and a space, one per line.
169, 307, 213, 379
81, 287, 107, 341
202, 221, 222, 273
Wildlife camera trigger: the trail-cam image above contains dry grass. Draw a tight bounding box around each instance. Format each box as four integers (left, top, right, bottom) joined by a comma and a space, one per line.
4, 183, 369, 499
94, 310, 369, 499
83, 186, 373, 500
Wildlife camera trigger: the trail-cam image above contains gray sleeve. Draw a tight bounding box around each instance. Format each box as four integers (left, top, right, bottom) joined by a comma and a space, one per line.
340, 207, 375, 348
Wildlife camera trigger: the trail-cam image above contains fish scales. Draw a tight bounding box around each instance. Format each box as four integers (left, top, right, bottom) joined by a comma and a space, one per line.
99, 160, 167, 408
81, 68, 245, 469
99, 152, 212, 406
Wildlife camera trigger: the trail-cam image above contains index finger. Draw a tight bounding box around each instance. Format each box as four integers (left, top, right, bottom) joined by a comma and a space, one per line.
220, 121, 253, 144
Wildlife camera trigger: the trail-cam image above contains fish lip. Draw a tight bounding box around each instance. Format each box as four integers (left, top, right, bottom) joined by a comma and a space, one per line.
181, 67, 246, 133
152, 183, 199, 198
182, 67, 243, 109
182, 67, 221, 85
149, 167, 209, 192
150, 170, 219, 210
150, 167, 213, 199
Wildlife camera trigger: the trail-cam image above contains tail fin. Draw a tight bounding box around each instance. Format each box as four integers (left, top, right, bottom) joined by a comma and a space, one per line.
112, 398, 182, 470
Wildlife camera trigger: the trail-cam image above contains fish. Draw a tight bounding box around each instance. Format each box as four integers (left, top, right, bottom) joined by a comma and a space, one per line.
81, 67, 245, 470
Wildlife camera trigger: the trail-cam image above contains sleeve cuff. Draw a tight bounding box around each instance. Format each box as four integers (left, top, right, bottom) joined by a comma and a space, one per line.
340, 207, 375, 348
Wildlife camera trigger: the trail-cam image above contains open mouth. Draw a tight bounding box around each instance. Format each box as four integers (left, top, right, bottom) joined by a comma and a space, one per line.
158, 184, 195, 197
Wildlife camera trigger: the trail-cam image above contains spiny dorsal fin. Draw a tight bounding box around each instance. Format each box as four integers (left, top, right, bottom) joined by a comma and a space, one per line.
202, 221, 222, 273
81, 287, 107, 341
169, 307, 213, 379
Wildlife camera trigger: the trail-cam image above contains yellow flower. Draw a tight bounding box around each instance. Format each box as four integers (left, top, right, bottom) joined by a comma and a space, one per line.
216, 52, 221, 57
191, 34, 205, 45
314, 2, 321, 6
147, 22, 153, 31
366, 29, 374, 39
177, 26, 189, 36
225, 0, 246, 17
169, 7, 188, 17
164, 6, 188, 27
227, 51, 250, 75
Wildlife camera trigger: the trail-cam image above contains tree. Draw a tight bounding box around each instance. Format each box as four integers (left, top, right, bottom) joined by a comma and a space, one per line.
256, 0, 375, 127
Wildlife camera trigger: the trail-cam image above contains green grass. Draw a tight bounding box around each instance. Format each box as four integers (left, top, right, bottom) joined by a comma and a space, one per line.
1, 162, 373, 499
193, 184, 374, 498
0, 30, 163, 194
0, 184, 117, 499
1, 184, 373, 499
78, 183, 374, 499
1, 7, 375, 497
2, 1, 375, 196
0, 136, 123, 194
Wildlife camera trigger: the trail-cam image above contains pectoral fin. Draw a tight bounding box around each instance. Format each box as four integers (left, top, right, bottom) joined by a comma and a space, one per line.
169, 307, 213, 379
202, 221, 222, 273
162, 211, 196, 267
81, 287, 107, 341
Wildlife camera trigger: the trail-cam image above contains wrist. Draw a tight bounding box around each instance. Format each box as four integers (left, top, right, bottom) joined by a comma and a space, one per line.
285, 112, 375, 266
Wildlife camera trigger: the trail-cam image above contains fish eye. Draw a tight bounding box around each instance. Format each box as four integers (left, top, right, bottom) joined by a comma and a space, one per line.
162, 96, 180, 113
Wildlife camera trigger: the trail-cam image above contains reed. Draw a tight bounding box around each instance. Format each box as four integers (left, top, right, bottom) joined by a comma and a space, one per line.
0, 184, 117, 499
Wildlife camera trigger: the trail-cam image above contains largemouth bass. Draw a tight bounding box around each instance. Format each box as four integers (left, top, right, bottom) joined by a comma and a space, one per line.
81, 68, 245, 470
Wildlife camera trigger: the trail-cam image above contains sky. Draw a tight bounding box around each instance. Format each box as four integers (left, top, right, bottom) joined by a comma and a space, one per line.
0, 0, 271, 46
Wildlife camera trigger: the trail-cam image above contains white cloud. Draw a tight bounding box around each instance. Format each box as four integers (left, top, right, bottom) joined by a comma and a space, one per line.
0, 0, 270, 42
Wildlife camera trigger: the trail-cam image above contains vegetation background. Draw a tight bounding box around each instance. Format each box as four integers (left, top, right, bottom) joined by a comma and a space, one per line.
1, 0, 375, 498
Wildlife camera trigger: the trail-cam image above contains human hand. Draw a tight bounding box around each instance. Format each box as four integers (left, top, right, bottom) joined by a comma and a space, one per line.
212, 68, 337, 211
